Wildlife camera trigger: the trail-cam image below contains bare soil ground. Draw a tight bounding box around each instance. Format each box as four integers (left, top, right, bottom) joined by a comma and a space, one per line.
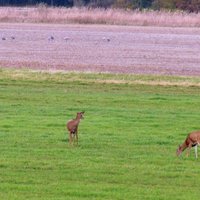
1, 23, 200, 76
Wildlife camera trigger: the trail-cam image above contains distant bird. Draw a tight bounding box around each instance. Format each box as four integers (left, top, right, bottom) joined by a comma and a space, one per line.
64, 37, 69, 42
48, 36, 54, 41
2, 37, 6, 40
11, 36, 15, 40
102, 37, 110, 42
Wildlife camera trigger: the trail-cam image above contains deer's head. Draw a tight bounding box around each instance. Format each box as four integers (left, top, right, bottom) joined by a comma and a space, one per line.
77, 111, 85, 120
176, 145, 182, 156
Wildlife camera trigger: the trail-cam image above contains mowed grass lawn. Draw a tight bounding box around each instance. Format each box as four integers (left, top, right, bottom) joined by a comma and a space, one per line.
0, 69, 200, 200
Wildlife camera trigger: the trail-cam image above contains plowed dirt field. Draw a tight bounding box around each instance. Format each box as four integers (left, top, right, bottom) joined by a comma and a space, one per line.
1, 23, 200, 76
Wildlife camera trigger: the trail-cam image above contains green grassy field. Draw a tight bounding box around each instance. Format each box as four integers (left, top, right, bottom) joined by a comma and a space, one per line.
0, 69, 200, 200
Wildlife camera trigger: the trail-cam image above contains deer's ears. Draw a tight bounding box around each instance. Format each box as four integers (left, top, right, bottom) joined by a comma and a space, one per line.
77, 111, 85, 114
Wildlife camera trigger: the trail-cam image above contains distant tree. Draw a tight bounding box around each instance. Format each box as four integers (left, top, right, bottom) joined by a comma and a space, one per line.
0, 0, 74, 6
139, 0, 154, 9
88, 0, 114, 8
53, 0, 73, 6
113, 0, 153, 9
72, 0, 85, 6
175, 0, 200, 12
152, 0, 176, 10
0, 0, 199, 12
191, 0, 200, 12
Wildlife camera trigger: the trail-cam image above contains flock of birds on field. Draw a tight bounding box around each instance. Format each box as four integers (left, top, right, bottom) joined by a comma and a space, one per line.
1, 35, 111, 42
1, 36, 15, 41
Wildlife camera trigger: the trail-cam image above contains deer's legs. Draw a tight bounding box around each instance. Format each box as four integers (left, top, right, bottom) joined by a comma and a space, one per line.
69, 132, 73, 144
186, 143, 193, 157
75, 132, 78, 145
194, 145, 198, 159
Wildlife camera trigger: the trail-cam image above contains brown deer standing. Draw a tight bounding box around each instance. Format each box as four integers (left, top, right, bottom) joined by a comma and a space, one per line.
176, 131, 200, 159
66, 112, 85, 145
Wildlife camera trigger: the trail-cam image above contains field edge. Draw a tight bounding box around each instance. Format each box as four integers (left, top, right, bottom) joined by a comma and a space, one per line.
0, 67, 200, 87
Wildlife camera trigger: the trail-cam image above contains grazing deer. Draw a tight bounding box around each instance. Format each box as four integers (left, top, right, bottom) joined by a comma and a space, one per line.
66, 112, 85, 145
176, 131, 200, 158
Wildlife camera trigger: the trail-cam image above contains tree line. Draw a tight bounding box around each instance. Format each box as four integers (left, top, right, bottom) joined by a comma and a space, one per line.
0, 0, 200, 12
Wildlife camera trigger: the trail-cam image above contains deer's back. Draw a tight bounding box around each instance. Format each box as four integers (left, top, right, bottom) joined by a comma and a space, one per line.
186, 131, 200, 144
67, 119, 78, 132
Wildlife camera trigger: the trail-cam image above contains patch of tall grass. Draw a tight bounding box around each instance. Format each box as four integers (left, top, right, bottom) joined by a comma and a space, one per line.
0, 6, 200, 27
1, 69, 200, 87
